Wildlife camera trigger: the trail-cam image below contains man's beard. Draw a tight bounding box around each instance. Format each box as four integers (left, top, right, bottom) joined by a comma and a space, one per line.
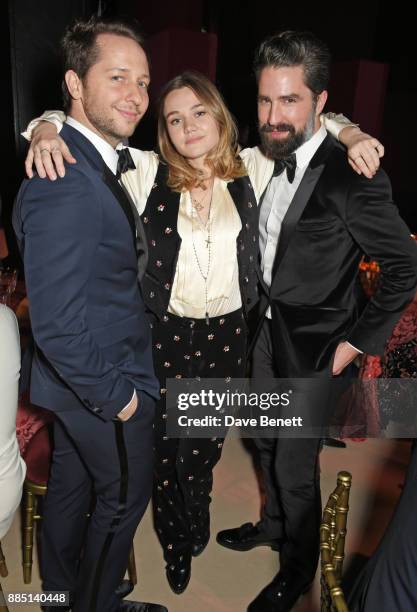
259, 106, 316, 160
83, 97, 137, 145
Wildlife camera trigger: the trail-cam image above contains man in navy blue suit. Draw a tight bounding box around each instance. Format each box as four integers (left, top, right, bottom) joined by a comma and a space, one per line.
14, 17, 166, 612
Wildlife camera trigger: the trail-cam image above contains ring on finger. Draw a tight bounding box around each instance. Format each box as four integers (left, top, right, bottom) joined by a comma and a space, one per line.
40, 148, 50, 154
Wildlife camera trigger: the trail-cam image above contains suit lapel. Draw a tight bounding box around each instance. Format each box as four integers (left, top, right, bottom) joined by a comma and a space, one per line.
102, 167, 136, 243
271, 134, 335, 281
61, 125, 148, 278
102, 167, 149, 280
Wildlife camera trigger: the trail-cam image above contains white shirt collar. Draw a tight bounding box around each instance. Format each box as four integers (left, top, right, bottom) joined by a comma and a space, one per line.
294, 124, 327, 170
66, 116, 124, 175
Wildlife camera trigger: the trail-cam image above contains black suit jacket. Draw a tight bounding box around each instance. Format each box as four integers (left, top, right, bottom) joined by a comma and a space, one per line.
261, 134, 417, 377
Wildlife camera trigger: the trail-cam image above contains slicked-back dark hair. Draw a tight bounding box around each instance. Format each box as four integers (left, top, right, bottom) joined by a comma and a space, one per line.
253, 30, 331, 94
61, 15, 146, 111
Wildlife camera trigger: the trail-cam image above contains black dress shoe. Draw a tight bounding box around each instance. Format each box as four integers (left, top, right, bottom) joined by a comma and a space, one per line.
41, 579, 134, 611
115, 579, 135, 599
247, 571, 311, 612
323, 437, 346, 448
216, 522, 282, 552
117, 601, 168, 611
165, 555, 191, 594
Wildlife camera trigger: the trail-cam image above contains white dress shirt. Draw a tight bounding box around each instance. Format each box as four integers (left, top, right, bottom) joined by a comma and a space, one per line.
259, 125, 328, 307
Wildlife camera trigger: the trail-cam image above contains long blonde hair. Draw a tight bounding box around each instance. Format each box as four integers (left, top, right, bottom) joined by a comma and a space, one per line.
157, 71, 246, 192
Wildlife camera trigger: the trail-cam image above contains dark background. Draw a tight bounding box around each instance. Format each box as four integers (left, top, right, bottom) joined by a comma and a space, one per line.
1, 0, 416, 261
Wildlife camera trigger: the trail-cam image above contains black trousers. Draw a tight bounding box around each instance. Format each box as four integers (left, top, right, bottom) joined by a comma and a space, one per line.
251, 318, 322, 583
41, 392, 155, 612
151, 309, 247, 562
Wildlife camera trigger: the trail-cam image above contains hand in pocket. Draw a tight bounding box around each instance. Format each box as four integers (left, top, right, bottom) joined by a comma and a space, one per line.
332, 341, 361, 376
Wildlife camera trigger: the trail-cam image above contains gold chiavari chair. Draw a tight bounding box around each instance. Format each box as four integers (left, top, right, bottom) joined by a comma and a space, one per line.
320, 470, 352, 612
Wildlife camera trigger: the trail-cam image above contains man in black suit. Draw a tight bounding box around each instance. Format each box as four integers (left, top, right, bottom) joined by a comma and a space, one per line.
216, 31, 417, 612
13, 17, 166, 612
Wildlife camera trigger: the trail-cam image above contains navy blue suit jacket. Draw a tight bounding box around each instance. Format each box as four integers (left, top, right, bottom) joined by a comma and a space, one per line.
13, 124, 159, 421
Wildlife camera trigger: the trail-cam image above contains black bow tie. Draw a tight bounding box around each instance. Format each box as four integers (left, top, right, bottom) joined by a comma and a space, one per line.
272, 154, 297, 184
116, 147, 136, 179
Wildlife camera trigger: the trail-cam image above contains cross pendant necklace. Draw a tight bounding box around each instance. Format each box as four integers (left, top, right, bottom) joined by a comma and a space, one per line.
191, 183, 214, 325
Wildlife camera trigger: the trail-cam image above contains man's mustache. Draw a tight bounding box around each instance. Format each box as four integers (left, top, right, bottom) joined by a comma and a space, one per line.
260, 123, 295, 134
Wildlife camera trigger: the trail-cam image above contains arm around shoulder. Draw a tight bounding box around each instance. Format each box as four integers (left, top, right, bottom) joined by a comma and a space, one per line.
122, 150, 159, 214
22, 110, 67, 140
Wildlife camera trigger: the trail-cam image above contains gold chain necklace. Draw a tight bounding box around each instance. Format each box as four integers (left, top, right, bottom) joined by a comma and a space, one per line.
191, 179, 213, 214
191, 192, 208, 212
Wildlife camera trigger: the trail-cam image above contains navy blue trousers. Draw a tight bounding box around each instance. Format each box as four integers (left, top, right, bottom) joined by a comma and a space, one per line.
41, 392, 155, 612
